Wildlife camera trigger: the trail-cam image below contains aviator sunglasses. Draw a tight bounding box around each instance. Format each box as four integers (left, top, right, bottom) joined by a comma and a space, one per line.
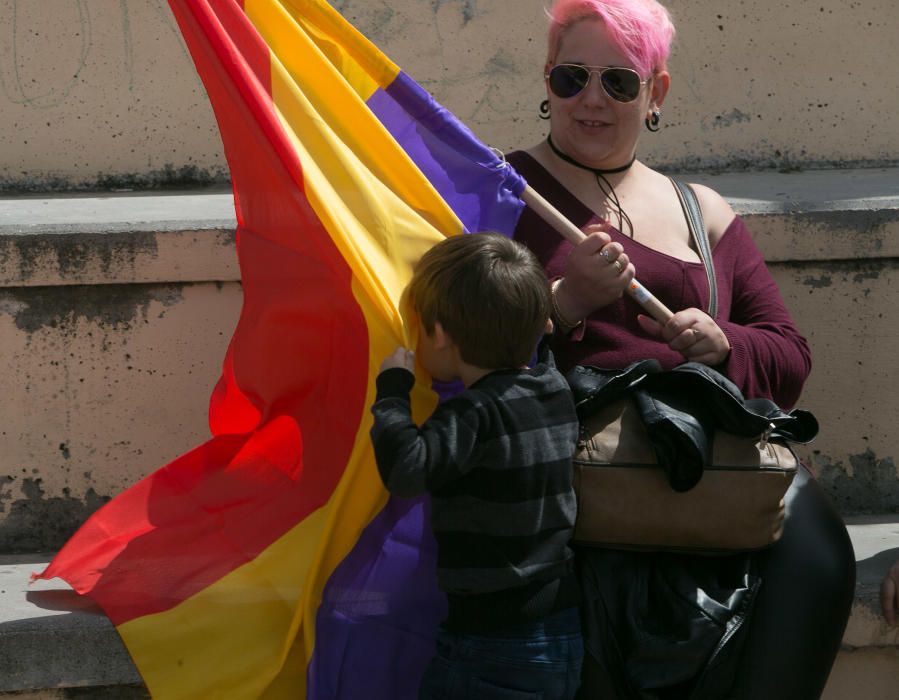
545, 63, 648, 103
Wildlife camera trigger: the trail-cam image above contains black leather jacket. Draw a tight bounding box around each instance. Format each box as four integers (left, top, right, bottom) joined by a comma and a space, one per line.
567, 360, 818, 491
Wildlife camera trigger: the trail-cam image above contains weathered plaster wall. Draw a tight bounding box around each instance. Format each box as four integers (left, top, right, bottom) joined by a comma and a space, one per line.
774, 259, 899, 511
0, 278, 241, 551
0, 220, 240, 552
0, 2, 896, 543
1, 0, 898, 190
0, 0, 225, 190
1, 199, 896, 551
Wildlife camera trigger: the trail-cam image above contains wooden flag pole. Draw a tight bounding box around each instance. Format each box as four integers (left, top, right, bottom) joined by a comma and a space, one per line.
521, 184, 674, 324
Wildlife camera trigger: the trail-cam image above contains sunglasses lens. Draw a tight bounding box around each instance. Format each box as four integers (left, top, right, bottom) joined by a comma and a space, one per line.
549, 65, 643, 103
548, 65, 590, 99
601, 68, 642, 102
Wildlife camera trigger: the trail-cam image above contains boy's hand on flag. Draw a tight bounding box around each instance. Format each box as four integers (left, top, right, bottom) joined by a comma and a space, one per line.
380, 347, 415, 374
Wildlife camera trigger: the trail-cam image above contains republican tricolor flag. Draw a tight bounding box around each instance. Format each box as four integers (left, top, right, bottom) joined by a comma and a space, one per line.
34, 0, 527, 698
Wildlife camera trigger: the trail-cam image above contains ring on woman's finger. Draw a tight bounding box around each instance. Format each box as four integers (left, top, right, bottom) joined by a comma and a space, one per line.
612, 259, 623, 273
599, 249, 611, 261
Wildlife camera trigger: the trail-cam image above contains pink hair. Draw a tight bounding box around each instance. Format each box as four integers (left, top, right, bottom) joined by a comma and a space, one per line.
546, 0, 675, 77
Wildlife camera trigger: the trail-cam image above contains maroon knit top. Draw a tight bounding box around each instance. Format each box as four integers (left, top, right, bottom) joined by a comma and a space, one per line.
508, 151, 811, 409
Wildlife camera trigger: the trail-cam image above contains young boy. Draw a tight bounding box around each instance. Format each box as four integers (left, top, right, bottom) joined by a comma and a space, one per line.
370, 233, 583, 699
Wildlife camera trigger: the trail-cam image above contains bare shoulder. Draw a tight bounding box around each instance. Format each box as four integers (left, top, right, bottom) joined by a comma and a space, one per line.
689, 183, 737, 247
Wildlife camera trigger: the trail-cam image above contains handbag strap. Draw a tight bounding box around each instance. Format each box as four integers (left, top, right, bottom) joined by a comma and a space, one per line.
670, 178, 717, 319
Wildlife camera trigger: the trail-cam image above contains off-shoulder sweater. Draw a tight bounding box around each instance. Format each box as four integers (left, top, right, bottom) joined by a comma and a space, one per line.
508, 150, 811, 409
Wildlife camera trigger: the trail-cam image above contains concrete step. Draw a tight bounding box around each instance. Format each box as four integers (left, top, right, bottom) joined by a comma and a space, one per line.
0, 516, 896, 698
3, 167, 898, 267
0, 556, 145, 697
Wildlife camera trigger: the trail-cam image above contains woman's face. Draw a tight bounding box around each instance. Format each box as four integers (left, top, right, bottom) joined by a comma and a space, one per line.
546, 18, 661, 169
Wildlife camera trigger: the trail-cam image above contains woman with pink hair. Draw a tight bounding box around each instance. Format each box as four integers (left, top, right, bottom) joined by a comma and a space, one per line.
508, 0, 855, 697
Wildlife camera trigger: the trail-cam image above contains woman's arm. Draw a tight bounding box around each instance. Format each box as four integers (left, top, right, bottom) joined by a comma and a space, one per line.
639, 186, 811, 407
673, 185, 811, 407
714, 216, 812, 408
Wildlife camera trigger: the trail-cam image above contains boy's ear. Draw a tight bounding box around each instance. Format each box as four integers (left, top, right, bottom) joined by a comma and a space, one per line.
544, 318, 554, 335
432, 321, 453, 350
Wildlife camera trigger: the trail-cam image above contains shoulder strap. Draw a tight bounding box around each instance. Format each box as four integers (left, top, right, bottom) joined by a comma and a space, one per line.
670, 178, 717, 319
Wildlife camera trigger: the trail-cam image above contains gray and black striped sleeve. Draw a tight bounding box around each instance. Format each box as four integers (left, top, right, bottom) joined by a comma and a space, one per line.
370, 368, 485, 498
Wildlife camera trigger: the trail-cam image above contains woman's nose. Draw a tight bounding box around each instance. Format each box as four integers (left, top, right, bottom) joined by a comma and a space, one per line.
578, 71, 610, 105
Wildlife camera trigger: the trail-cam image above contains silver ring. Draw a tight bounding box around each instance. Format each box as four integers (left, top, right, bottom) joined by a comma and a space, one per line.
599, 249, 611, 261
612, 259, 623, 273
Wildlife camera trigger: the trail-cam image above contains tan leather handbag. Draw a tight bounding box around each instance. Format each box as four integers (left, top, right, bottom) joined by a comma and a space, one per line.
572, 398, 798, 552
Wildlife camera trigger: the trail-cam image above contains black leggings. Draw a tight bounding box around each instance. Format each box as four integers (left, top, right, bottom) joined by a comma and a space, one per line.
728, 465, 856, 699
579, 466, 856, 699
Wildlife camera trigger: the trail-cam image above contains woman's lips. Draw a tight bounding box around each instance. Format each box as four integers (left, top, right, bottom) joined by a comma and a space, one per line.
577, 118, 610, 128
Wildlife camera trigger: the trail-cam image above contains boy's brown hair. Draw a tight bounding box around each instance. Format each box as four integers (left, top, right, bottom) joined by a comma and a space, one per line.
408, 232, 551, 369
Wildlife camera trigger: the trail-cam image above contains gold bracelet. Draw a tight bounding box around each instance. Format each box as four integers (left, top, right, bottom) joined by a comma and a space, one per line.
551, 278, 583, 334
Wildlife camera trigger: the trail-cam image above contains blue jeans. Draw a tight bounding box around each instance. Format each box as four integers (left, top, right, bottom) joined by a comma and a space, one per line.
418, 607, 583, 700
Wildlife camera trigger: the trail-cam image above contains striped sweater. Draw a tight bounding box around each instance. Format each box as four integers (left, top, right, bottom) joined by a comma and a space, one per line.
370, 359, 580, 632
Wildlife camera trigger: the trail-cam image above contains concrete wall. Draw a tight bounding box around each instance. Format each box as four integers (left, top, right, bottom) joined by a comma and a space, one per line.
0, 281, 240, 550
0, 0, 225, 190
0, 1, 897, 547
2, 0, 898, 190
0, 212, 240, 551
1, 2, 898, 533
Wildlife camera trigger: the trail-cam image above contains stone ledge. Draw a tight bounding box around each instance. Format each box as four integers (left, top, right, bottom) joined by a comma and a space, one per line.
0, 167, 897, 288
686, 167, 899, 216
1, 516, 898, 694
0, 190, 235, 237
0, 555, 142, 693
0, 189, 238, 288
662, 167, 899, 263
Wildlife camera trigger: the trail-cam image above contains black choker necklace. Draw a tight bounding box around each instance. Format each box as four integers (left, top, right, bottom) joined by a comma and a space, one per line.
546, 135, 635, 174
546, 135, 635, 237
